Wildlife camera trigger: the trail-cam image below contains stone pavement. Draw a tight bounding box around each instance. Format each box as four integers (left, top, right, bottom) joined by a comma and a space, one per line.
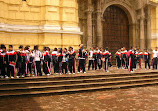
0, 67, 158, 111
0, 86, 158, 111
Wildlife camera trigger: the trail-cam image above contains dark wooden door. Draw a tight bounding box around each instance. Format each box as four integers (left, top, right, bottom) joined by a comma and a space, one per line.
103, 5, 129, 64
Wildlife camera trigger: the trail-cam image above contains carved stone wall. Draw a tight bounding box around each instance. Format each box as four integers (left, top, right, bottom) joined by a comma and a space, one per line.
78, 0, 152, 50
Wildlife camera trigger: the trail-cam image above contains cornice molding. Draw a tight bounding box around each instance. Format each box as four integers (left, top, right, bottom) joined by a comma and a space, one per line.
0, 23, 83, 35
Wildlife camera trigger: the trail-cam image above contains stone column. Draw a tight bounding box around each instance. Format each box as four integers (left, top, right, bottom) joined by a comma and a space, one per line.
147, 5, 151, 50
86, 0, 93, 49
140, 8, 145, 50
96, 0, 103, 48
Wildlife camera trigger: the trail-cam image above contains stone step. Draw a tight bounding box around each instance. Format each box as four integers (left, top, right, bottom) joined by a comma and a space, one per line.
0, 80, 158, 97
1, 77, 158, 93
0, 71, 157, 83
1, 74, 158, 88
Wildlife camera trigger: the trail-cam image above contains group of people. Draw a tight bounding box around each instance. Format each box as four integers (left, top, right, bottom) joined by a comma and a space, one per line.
0, 44, 158, 79
115, 47, 158, 72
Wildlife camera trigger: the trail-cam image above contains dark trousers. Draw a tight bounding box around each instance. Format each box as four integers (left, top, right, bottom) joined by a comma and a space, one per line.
129, 57, 134, 71
121, 58, 125, 67
117, 57, 121, 68
153, 58, 157, 70
58, 62, 62, 73
78, 59, 85, 73
88, 60, 94, 70
104, 58, 108, 71
98, 59, 102, 69
94, 59, 98, 70
18, 62, 26, 76
68, 59, 75, 73
53, 61, 58, 73
62, 62, 68, 74
43, 61, 49, 75
34, 61, 42, 76
28, 63, 33, 74
7, 64, 15, 77
1, 63, 7, 77
145, 60, 150, 69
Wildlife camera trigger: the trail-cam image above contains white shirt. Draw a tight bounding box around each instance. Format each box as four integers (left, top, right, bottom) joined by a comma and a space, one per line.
32, 50, 42, 61
153, 50, 158, 58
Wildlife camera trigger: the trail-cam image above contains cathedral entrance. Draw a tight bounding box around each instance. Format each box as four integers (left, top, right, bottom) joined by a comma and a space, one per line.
103, 5, 129, 63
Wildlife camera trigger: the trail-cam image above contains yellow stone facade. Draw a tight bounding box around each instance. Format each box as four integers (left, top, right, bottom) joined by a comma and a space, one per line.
151, 0, 158, 49
0, 0, 81, 50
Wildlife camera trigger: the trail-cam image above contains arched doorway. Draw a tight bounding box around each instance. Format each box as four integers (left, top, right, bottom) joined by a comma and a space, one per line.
103, 5, 129, 62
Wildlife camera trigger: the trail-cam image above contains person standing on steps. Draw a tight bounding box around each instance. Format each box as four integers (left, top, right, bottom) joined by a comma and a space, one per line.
128, 47, 135, 72
144, 49, 151, 70
52, 48, 58, 74
152, 47, 158, 70
78, 44, 87, 74
102, 47, 110, 72
17, 45, 27, 78
32, 45, 42, 76
68, 46, 76, 74
6, 45, 16, 79
88, 47, 95, 70
0, 46, 7, 78
42, 47, 51, 76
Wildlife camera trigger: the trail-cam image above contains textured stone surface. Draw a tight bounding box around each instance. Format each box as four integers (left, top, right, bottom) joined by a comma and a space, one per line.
1, 86, 158, 111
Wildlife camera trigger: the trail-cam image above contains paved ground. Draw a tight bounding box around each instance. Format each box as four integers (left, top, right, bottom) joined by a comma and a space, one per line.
0, 86, 158, 111
0, 66, 158, 111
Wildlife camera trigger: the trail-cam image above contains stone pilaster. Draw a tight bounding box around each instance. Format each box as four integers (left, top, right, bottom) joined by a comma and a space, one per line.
140, 8, 145, 50
96, 0, 103, 48
87, 0, 93, 49
147, 5, 151, 50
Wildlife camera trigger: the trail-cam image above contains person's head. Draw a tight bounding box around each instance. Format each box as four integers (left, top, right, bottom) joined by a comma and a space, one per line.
63, 48, 67, 52
53, 48, 57, 51
91, 47, 94, 51
0, 44, 5, 49
19, 45, 23, 50
106, 47, 109, 51
144, 49, 147, 52
100, 48, 103, 51
155, 47, 157, 51
47, 47, 50, 51
57, 48, 61, 52
123, 47, 126, 50
69, 47, 73, 51
2, 46, 6, 52
9, 45, 13, 51
34, 45, 38, 50
96, 47, 99, 50
43, 47, 47, 51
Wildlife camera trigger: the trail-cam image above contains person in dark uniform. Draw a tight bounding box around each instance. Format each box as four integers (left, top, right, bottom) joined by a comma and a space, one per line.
62, 48, 68, 74
144, 49, 151, 70
52, 48, 58, 74
6, 45, 16, 78
17, 45, 27, 78
128, 47, 135, 72
0, 46, 7, 78
68, 47, 76, 74
57, 48, 63, 74
0, 44, 5, 78
102, 47, 110, 72
115, 49, 121, 69
42, 47, 51, 75
78, 44, 87, 73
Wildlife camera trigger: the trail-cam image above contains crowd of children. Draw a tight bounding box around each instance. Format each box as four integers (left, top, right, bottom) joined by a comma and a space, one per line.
0, 44, 158, 79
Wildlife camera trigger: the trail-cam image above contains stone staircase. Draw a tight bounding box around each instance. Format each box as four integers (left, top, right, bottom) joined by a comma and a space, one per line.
0, 72, 158, 97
